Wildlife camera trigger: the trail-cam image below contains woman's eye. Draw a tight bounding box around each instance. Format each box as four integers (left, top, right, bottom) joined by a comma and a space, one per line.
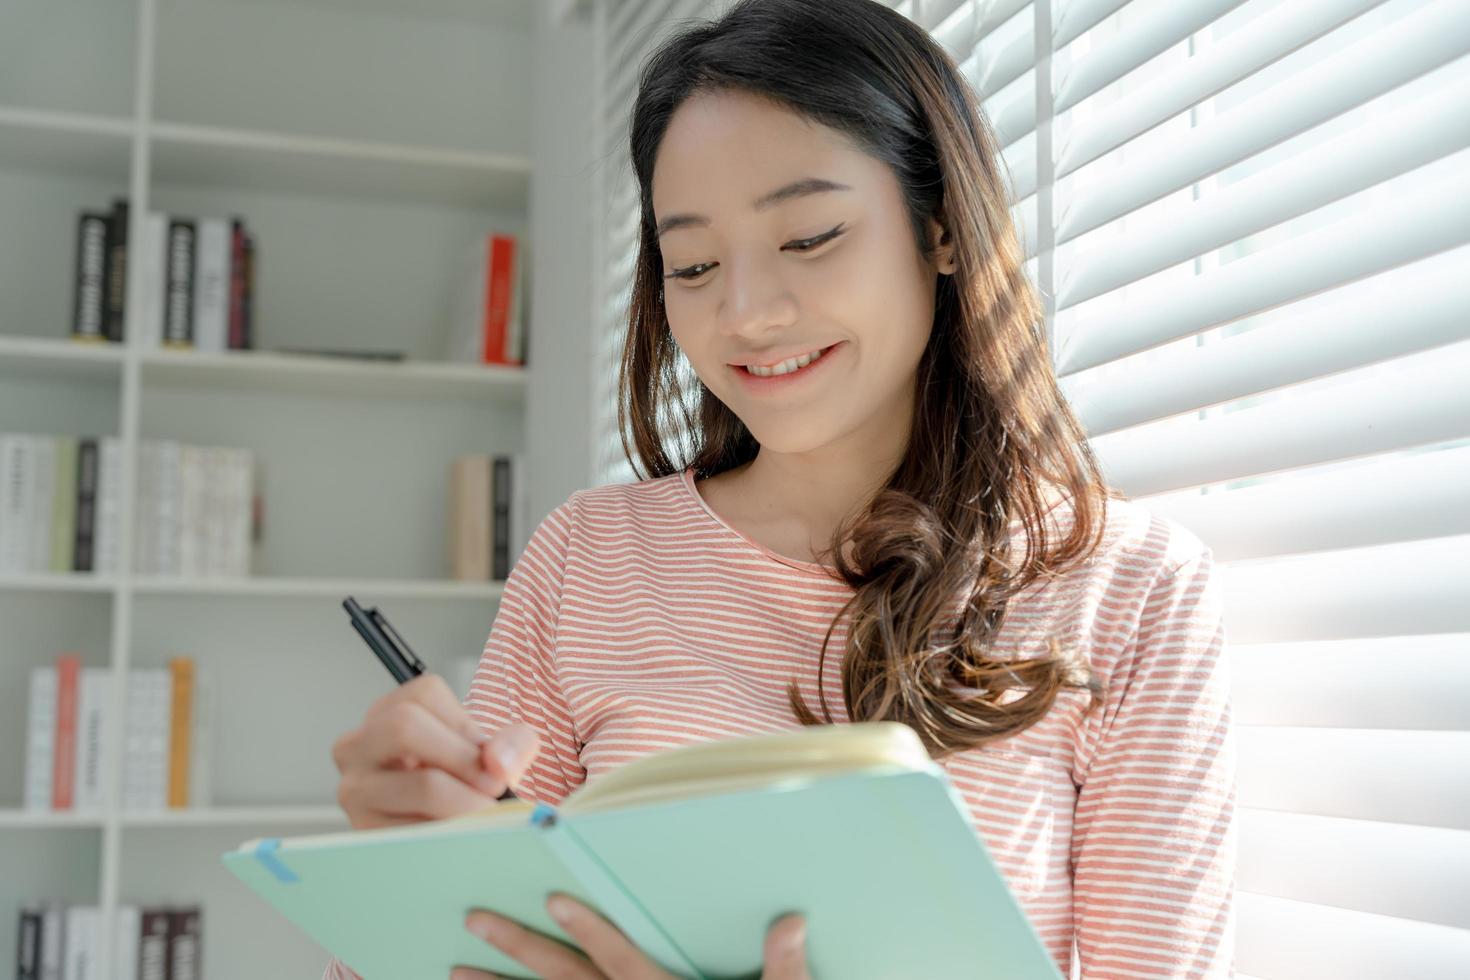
664, 224, 846, 282
786, 224, 846, 252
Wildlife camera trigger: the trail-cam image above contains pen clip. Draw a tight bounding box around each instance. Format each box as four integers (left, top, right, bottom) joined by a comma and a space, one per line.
369, 607, 425, 676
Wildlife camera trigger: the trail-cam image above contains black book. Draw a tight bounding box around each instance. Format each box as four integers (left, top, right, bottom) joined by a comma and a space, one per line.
73, 438, 98, 572
492, 455, 511, 580
14, 906, 40, 980
106, 198, 130, 342
168, 906, 201, 980
164, 218, 197, 348
139, 907, 170, 980
242, 232, 255, 349
72, 211, 110, 342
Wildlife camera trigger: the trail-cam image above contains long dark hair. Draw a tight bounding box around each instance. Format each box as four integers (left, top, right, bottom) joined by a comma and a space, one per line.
617, 0, 1117, 759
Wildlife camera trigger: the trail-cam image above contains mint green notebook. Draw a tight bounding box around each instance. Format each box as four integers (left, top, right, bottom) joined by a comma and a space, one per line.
222, 722, 1063, 980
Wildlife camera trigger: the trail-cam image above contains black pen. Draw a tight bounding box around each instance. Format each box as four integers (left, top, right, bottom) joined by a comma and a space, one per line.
342, 596, 516, 801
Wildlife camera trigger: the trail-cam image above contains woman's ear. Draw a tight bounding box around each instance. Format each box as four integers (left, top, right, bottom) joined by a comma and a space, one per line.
928, 215, 957, 275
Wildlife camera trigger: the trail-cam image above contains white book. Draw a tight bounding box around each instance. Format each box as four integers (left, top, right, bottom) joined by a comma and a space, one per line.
134, 441, 157, 575
207, 446, 230, 576
123, 668, 172, 812
114, 905, 141, 980
190, 663, 214, 808
146, 671, 172, 808
93, 437, 121, 574
193, 217, 231, 352
61, 905, 98, 980
24, 666, 57, 810
155, 440, 182, 576
0, 433, 32, 573
30, 435, 56, 573
178, 445, 205, 576
139, 211, 168, 349
39, 900, 66, 980
74, 668, 110, 812
230, 448, 253, 576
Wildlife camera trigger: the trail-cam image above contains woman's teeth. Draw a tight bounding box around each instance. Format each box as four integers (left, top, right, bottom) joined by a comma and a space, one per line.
746, 346, 826, 377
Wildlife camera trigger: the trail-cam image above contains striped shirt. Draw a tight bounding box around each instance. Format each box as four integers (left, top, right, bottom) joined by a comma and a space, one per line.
326, 468, 1236, 979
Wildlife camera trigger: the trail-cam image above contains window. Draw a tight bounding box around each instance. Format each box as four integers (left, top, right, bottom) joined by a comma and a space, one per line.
592, 3, 1470, 971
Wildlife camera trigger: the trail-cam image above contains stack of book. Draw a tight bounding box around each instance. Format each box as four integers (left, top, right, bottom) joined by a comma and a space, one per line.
448, 452, 528, 581
0, 433, 260, 577
71, 196, 256, 351
22, 654, 212, 813
444, 231, 529, 366
14, 903, 201, 980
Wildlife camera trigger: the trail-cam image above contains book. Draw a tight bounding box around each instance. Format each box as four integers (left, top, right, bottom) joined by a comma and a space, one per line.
445, 231, 527, 366
164, 217, 197, 348
222, 721, 1063, 980
14, 902, 186, 980
106, 199, 129, 343
71, 211, 109, 343
24, 658, 213, 813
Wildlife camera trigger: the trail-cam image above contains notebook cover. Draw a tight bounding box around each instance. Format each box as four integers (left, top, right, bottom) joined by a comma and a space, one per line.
222, 768, 1063, 980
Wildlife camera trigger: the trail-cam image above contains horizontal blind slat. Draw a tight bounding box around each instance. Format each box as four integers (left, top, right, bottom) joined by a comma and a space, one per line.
1053, 0, 1128, 51
1237, 728, 1470, 829
1057, 2, 1470, 293
1091, 339, 1470, 496
1062, 249, 1470, 435
1058, 162, 1470, 373
1236, 891, 1470, 980
1239, 808, 1470, 930
1136, 442, 1470, 561
1221, 535, 1470, 643
1056, 0, 1390, 180
1227, 634, 1470, 730
1053, 0, 1248, 115
1058, 73, 1470, 300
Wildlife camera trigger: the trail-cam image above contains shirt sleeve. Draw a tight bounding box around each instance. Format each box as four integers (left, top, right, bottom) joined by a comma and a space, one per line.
460, 498, 587, 805
1070, 547, 1238, 979
319, 501, 588, 980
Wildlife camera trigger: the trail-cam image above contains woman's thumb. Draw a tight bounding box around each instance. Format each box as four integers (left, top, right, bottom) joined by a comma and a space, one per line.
483, 723, 542, 785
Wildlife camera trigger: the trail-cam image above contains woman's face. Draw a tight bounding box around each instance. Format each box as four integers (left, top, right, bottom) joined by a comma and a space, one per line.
651, 88, 954, 463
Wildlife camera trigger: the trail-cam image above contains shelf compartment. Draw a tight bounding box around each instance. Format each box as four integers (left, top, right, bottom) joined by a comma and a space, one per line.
147, 118, 530, 209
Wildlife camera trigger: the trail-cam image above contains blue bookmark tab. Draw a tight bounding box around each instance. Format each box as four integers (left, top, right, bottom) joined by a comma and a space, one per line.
254, 838, 301, 884
530, 803, 558, 828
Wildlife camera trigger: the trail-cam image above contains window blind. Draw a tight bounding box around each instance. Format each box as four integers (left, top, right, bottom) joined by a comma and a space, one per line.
591, 2, 1470, 975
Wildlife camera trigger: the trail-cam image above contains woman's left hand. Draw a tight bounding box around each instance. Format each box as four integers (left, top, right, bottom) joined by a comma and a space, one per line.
452, 893, 810, 980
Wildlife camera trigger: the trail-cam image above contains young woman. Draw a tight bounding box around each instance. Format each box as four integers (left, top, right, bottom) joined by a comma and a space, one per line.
327, 1, 1236, 977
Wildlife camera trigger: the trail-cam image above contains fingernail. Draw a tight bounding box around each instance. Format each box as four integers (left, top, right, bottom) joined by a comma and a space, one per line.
466, 911, 512, 945
781, 919, 807, 952
547, 895, 575, 926
492, 729, 530, 775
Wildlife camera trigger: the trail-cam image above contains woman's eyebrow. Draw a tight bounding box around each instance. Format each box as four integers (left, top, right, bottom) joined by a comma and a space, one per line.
656, 177, 852, 239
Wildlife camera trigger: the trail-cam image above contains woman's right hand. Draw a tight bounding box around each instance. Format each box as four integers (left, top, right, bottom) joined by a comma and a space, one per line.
330, 673, 542, 831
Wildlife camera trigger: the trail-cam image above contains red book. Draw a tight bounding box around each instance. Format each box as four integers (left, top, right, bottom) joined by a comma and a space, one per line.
52, 654, 81, 809
480, 234, 519, 366
228, 219, 246, 349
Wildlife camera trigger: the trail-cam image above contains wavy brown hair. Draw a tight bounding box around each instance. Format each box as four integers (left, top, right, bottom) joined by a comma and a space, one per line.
616, 0, 1119, 759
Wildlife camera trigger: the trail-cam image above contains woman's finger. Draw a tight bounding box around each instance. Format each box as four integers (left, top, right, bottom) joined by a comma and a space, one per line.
544, 894, 673, 980
464, 907, 604, 980
448, 968, 503, 980
761, 914, 811, 980
358, 698, 504, 795
341, 766, 504, 828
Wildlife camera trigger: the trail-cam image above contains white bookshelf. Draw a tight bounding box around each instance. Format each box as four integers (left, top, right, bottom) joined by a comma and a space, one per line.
0, 1, 543, 976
